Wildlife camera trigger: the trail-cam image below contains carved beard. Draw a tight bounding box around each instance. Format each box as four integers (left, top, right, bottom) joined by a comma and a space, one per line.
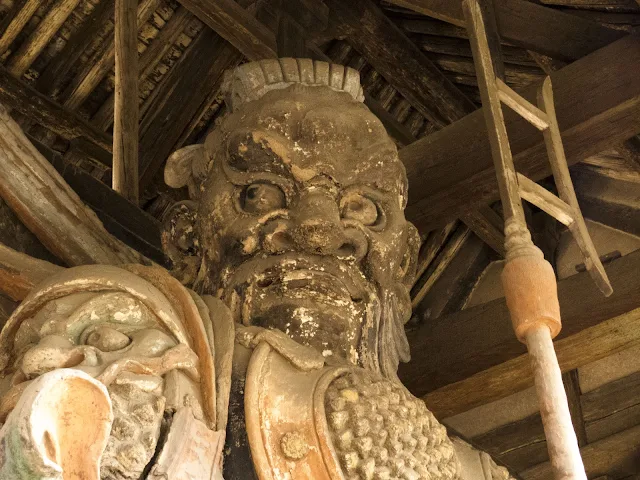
208, 254, 410, 380
100, 381, 165, 480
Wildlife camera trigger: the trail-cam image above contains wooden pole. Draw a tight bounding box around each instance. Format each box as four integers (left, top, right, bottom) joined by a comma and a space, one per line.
113, 0, 139, 204
463, 1, 589, 478
526, 326, 586, 479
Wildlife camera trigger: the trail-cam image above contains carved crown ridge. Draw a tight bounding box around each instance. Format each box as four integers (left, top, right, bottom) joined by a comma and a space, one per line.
222, 58, 365, 110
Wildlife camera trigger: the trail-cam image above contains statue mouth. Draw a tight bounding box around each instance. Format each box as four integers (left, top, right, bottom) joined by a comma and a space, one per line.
222, 253, 370, 309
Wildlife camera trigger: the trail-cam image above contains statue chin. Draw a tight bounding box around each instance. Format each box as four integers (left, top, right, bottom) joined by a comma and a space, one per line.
235, 287, 368, 365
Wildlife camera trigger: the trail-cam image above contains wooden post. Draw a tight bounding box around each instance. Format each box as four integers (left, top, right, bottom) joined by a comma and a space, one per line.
113, 0, 139, 204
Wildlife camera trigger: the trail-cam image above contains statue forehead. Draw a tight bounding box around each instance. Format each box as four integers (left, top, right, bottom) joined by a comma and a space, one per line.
207, 86, 408, 200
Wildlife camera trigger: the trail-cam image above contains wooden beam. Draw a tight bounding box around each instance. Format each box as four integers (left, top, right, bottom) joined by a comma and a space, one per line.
0, 65, 113, 154
460, 207, 505, 256
31, 136, 166, 264
411, 224, 471, 308
521, 424, 640, 480
0, 243, 63, 301
60, 0, 159, 110
400, 248, 640, 416
113, 0, 139, 204
413, 232, 489, 322
178, 0, 277, 60
0, 0, 40, 57
573, 166, 640, 237
0, 105, 141, 266
562, 369, 588, 447
323, 0, 476, 127
7, 0, 81, 78
401, 35, 640, 232
36, 0, 115, 97
386, 0, 625, 61
139, 28, 242, 191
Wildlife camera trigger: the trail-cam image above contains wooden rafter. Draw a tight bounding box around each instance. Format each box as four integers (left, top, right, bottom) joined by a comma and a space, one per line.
139, 28, 242, 191
322, 0, 476, 127
399, 249, 640, 417
178, 0, 277, 60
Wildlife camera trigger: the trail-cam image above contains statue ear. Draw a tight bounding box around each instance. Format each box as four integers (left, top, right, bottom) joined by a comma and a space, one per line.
398, 222, 421, 290
161, 201, 202, 287
165, 144, 207, 199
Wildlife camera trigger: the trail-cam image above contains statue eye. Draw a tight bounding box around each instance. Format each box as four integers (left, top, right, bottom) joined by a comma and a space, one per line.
242, 183, 286, 213
341, 194, 379, 226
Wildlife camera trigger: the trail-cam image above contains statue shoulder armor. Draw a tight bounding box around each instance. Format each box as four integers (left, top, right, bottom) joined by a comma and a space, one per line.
241, 327, 461, 480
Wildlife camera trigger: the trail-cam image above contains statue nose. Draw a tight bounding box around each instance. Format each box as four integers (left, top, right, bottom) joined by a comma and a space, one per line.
291, 191, 346, 255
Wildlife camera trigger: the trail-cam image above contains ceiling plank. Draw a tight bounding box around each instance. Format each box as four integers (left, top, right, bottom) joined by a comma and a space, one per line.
401, 35, 640, 232
178, 0, 277, 60
322, 0, 476, 127
400, 248, 640, 416
385, 0, 625, 61
0, 65, 112, 154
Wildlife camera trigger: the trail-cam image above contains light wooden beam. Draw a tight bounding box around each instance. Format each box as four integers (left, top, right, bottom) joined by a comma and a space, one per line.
401, 35, 640, 232
0, 105, 141, 266
7, 0, 81, 78
0, 0, 40, 57
400, 249, 640, 417
385, 0, 625, 61
0, 243, 63, 301
0, 65, 112, 154
36, 0, 115, 97
178, 0, 277, 60
113, 0, 140, 204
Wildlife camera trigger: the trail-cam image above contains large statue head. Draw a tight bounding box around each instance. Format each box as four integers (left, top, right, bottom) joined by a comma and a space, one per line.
164, 59, 420, 378
0, 265, 218, 479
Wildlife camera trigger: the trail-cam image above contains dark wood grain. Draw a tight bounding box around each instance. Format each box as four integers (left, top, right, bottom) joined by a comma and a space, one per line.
401, 35, 640, 232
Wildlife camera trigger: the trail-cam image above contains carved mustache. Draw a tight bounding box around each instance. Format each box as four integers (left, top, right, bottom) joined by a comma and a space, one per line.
0, 344, 198, 422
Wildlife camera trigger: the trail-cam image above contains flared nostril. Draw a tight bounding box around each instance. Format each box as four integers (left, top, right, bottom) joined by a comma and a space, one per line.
336, 229, 368, 261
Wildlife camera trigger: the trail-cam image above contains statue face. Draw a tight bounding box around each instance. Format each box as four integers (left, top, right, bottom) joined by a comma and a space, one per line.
194, 86, 418, 374
0, 268, 207, 479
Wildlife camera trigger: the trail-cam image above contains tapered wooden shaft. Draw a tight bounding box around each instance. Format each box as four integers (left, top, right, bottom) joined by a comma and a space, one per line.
526, 326, 587, 480
113, 0, 139, 204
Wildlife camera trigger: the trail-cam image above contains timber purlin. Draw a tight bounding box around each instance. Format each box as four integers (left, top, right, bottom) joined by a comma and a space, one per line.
29, 135, 166, 265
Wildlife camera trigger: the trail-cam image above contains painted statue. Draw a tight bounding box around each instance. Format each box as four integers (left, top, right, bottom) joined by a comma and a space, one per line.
0, 59, 513, 480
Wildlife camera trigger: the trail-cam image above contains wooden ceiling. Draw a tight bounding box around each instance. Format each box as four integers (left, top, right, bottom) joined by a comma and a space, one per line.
0, 0, 639, 478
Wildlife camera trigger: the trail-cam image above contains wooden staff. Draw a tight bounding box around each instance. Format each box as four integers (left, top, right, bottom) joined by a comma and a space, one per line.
462, 0, 612, 477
